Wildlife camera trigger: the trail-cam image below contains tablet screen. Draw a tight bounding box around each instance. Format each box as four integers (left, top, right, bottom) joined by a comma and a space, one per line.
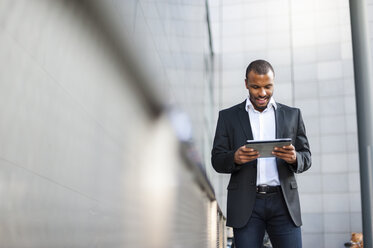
245, 138, 292, 158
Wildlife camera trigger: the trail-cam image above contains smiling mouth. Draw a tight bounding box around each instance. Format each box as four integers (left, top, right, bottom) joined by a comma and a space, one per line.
256, 98, 268, 105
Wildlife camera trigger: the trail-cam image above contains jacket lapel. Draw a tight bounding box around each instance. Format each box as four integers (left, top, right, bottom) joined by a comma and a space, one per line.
238, 101, 254, 141
275, 103, 284, 139
275, 103, 286, 176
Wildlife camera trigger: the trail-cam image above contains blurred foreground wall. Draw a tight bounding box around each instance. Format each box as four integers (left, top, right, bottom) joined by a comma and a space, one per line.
0, 1, 224, 247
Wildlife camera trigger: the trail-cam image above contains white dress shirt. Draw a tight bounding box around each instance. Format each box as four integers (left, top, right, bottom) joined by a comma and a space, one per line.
246, 97, 280, 186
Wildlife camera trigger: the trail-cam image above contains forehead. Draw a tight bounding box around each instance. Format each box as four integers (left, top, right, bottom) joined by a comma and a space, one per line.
247, 70, 274, 84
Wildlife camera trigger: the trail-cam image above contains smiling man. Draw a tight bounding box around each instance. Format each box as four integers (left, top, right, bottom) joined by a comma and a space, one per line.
211, 60, 311, 248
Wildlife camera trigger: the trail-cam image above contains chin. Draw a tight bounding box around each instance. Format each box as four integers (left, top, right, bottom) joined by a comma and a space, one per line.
254, 105, 267, 111
255, 102, 268, 108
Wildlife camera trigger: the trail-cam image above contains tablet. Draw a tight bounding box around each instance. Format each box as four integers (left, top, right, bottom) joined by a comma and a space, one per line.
245, 138, 292, 158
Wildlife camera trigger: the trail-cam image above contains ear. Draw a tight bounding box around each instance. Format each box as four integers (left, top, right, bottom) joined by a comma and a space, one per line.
245, 79, 249, 89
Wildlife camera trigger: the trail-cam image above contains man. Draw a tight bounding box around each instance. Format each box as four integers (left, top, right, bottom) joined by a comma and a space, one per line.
211, 60, 311, 248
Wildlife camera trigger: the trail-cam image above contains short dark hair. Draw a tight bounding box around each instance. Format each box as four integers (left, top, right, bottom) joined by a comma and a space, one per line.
245, 59, 275, 79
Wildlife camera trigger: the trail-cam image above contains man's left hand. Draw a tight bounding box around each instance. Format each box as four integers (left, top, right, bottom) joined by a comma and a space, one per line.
272, 144, 297, 164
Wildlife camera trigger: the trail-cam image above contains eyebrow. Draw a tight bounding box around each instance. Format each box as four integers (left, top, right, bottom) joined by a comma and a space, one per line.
249, 83, 273, 87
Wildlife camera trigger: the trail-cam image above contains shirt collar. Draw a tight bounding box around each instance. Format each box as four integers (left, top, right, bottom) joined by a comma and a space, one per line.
246, 96, 277, 113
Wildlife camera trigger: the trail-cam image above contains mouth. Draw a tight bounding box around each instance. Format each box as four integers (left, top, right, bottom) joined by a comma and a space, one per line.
256, 98, 268, 105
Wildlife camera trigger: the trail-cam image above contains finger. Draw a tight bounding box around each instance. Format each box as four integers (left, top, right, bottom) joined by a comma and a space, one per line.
239, 154, 260, 161
242, 150, 257, 154
273, 150, 295, 156
272, 151, 296, 161
273, 153, 294, 160
241, 151, 259, 156
239, 154, 260, 159
240, 156, 260, 163
274, 147, 294, 153
272, 149, 294, 156
272, 151, 293, 156
282, 144, 295, 150
275, 144, 294, 149
242, 147, 257, 152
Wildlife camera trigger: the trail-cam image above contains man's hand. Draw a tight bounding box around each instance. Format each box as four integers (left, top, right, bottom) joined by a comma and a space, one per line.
272, 144, 297, 164
234, 145, 260, 164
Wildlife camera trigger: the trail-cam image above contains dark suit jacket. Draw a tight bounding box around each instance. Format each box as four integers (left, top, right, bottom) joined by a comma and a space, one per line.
211, 100, 311, 228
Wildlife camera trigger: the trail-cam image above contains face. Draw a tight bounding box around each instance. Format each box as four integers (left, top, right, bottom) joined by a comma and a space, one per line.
245, 70, 274, 112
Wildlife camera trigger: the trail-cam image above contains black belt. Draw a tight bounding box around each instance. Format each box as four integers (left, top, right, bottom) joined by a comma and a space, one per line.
256, 185, 281, 194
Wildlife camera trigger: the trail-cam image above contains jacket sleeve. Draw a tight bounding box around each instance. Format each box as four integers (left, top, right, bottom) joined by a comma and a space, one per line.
289, 109, 312, 173
211, 111, 242, 174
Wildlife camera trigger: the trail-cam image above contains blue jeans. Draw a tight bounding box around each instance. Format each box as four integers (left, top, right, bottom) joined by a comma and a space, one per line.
233, 191, 302, 248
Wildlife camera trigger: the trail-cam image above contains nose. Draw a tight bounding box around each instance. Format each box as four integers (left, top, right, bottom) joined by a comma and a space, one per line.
259, 88, 266, 97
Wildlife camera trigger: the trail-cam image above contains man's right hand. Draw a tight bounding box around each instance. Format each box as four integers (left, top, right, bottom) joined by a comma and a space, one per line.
234, 145, 260, 164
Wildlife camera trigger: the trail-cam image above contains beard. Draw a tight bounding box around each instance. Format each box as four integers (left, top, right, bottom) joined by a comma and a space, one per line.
249, 96, 270, 112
